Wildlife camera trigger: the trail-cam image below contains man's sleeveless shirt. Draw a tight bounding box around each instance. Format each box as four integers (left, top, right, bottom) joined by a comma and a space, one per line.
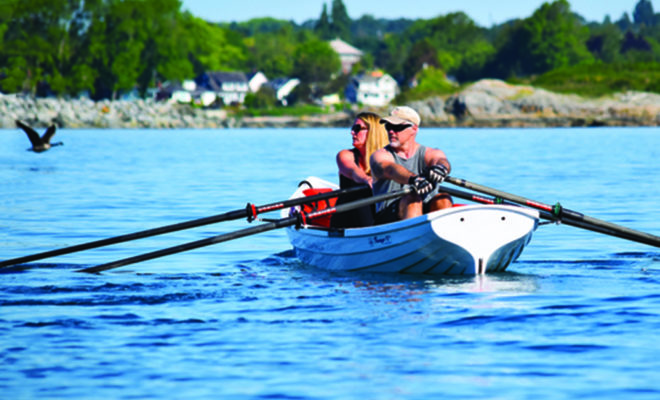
372, 144, 431, 212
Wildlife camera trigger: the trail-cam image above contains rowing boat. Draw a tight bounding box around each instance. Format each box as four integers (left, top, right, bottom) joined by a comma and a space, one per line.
282, 176, 540, 275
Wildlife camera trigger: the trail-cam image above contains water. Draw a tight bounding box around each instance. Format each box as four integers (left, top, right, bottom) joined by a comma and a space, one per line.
1, 127, 659, 399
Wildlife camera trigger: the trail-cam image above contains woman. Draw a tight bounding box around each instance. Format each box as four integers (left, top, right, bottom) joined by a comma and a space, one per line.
330, 112, 389, 229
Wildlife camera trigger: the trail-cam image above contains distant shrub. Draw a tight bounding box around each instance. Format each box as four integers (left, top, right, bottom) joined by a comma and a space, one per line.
395, 67, 460, 102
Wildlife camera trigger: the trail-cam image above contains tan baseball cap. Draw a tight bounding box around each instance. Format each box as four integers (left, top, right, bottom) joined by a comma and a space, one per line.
380, 106, 421, 126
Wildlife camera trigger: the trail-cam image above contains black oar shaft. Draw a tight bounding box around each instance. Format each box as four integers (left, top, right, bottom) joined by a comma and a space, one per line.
0, 211, 246, 268
0, 185, 368, 269
78, 187, 412, 274
445, 176, 660, 248
79, 217, 299, 274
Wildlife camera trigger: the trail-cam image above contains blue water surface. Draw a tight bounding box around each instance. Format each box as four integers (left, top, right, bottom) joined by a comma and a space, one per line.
1, 127, 659, 399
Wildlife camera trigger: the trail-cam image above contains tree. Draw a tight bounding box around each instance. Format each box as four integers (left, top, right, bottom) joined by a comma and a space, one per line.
315, 4, 332, 40
182, 14, 250, 76
249, 30, 296, 78
488, 0, 593, 78
616, 12, 633, 32
0, 0, 87, 96
244, 85, 277, 109
402, 39, 438, 84
389, 12, 493, 83
633, 0, 655, 27
136, 0, 195, 95
292, 38, 340, 98
330, 0, 351, 41
587, 22, 623, 63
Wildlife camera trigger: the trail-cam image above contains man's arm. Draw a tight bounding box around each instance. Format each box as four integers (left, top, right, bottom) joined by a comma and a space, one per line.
371, 148, 434, 195
424, 148, 451, 173
423, 147, 451, 184
370, 148, 416, 184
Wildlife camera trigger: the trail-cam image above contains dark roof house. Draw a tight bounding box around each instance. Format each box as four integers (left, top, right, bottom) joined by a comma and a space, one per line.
195, 72, 249, 105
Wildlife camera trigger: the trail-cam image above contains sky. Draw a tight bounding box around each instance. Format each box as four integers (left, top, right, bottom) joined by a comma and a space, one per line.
180, 0, 657, 27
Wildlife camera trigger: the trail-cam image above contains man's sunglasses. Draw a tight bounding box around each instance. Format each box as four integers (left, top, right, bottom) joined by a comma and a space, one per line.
351, 124, 369, 133
384, 123, 411, 133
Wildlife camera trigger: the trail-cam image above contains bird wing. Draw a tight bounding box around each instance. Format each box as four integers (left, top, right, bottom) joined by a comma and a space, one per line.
16, 120, 43, 147
42, 125, 57, 143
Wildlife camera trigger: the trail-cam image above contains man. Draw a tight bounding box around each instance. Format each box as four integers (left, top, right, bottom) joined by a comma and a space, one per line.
370, 106, 453, 224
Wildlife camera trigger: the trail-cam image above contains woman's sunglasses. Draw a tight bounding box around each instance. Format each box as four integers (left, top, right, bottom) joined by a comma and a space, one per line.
384, 123, 411, 133
351, 124, 369, 133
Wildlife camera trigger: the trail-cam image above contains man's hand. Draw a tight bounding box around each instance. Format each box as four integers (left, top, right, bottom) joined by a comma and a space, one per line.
424, 164, 449, 184
408, 175, 434, 195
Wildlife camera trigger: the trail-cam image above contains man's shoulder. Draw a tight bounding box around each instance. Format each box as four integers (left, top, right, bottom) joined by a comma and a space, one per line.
419, 143, 444, 152
371, 146, 394, 160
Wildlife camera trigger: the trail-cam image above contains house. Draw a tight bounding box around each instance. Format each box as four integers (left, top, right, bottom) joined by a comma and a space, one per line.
155, 80, 196, 103
345, 71, 398, 107
247, 71, 268, 93
265, 78, 300, 106
195, 71, 249, 106
329, 38, 363, 74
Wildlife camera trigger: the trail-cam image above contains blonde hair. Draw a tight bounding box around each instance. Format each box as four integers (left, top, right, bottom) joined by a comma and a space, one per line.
356, 112, 389, 175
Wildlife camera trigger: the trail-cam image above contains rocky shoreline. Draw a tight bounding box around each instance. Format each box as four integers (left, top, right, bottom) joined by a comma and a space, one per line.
2, 79, 659, 129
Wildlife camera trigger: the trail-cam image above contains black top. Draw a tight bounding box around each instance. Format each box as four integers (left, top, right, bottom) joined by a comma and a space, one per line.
330, 148, 375, 229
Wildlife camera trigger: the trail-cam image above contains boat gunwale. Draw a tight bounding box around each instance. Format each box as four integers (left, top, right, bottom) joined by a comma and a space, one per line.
290, 203, 540, 238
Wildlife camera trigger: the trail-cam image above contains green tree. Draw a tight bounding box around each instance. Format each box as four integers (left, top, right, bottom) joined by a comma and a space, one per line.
330, 0, 351, 41
292, 38, 340, 97
616, 12, 633, 32
489, 0, 593, 78
587, 21, 623, 63
182, 14, 250, 76
388, 12, 493, 83
315, 4, 332, 40
633, 0, 656, 27
402, 39, 439, 84
244, 85, 277, 109
248, 25, 297, 78
0, 0, 85, 95
101, 0, 148, 98
230, 17, 297, 36
130, 0, 195, 95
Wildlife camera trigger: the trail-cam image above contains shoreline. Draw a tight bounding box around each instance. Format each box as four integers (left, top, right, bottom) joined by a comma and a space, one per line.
2, 79, 659, 129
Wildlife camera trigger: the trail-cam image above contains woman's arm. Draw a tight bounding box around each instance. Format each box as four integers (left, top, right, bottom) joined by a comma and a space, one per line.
337, 149, 373, 186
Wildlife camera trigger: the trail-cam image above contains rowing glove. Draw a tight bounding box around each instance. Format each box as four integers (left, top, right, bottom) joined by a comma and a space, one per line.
408, 175, 433, 195
424, 164, 449, 184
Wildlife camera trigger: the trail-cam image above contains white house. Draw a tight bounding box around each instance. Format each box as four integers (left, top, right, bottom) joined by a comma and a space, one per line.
247, 71, 268, 93
155, 80, 195, 103
329, 38, 363, 74
195, 71, 249, 106
265, 78, 300, 106
346, 71, 399, 107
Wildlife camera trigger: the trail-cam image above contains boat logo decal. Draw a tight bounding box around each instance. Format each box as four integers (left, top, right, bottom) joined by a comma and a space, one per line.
369, 235, 392, 246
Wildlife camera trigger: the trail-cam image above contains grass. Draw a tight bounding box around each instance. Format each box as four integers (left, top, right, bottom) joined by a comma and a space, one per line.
526, 62, 660, 97
236, 104, 331, 117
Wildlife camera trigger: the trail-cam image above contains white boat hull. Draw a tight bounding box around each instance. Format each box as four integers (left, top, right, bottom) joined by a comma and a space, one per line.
283, 177, 539, 275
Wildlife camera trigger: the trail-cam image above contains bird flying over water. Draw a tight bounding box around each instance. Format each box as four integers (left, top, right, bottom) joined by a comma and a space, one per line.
16, 120, 63, 153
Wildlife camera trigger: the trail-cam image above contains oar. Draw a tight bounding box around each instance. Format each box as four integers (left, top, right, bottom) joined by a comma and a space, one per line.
445, 176, 660, 248
78, 186, 413, 274
0, 185, 369, 269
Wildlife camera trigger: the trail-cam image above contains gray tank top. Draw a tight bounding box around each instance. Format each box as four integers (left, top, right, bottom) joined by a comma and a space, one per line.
373, 144, 436, 211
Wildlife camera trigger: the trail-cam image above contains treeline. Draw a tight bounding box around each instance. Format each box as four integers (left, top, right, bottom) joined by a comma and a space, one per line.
1, 0, 659, 101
